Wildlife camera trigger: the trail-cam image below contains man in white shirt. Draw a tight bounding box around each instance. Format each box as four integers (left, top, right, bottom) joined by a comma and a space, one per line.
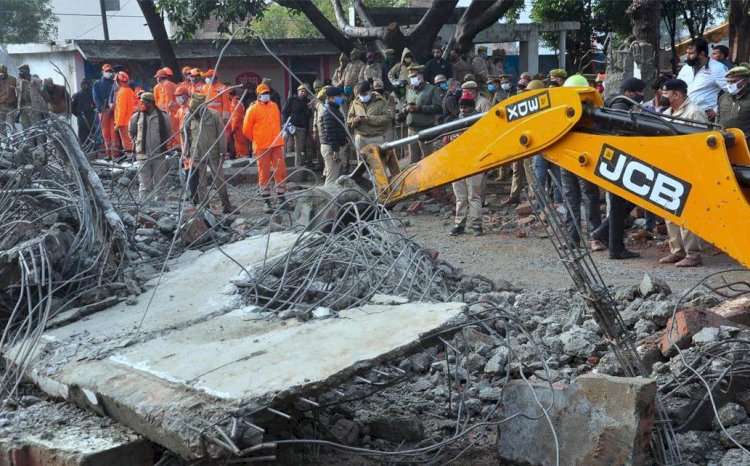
676, 37, 728, 121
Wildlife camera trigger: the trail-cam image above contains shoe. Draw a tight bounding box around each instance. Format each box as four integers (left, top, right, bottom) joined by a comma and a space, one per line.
501, 197, 520, 206
472, 225, 484, 236
589, 240, 606, 252
675, 257, 702, 267
610, 249, 640, 260
277, 195, 294, 211
263, 200, 274, 214
450, 225, 465, 236
222, 204, 235, 214
659, 253, 686, 264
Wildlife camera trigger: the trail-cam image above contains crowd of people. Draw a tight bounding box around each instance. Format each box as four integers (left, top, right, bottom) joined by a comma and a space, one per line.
1, 36, 748, 268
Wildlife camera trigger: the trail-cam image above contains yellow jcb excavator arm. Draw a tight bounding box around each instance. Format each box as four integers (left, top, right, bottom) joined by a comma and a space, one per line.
359, 87, 750, 268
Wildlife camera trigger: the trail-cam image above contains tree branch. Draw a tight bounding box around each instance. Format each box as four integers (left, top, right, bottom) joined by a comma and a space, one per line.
353, 0, 387, 54
329, 0, 387, 39
137, 0, 179, 77
277, 0, 353, 53
411, 0, 459, 40
452, 0, 521, 52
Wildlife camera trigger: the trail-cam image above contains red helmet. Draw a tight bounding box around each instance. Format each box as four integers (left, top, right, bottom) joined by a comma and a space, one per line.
174, 84, 190, 97
203, 69, 216, 78
116, 71, 129, 82
155, 69, 169, 78
162, 67, 173, 76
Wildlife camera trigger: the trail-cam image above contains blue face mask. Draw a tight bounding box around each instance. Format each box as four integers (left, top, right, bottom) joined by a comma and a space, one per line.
359, 94, 371, 103
343, 85, 353, 95
487, 84, 496, 92
334, 96, 344, 105
439, 82, 448, 91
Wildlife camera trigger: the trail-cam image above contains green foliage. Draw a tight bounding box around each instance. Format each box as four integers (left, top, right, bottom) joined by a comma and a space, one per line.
0, 0, 58, 43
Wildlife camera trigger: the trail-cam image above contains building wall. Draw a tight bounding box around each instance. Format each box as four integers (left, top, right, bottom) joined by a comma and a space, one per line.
51, 0, 161, 42
5, 44, 84, 91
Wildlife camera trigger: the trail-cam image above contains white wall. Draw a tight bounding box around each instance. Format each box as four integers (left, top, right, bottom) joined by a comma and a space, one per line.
51, 0, 157, 42
5, 44, 84, 92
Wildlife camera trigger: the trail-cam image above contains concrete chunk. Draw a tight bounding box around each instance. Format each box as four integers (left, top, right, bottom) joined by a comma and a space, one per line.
497, 374, 657, 465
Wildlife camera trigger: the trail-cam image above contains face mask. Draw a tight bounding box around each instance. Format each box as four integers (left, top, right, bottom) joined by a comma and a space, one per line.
409, 76, 420, 86
334, 96, 344, 105
686, 56, 698, 66
728, 80, 745, 95
501, 83, 511, 91
343, 85, 353, 95
439, 82, 448, 91
631, 94, 644, 103
658, 96, 670, 107
487, 84, 496, 92
103, 72, 113, 79
176, 95, 187, 105
259, 94, 271, 103
359, 94, 371, 103
205, 78, 212, 84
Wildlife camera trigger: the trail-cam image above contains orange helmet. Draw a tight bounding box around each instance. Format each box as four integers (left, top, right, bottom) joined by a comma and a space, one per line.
189, 68, 202, 77
174, 84, 190, 96
155, 69, 169, 78
162, 67, 173, 76
181, 65, 191, 76
203, 69, 216, 78
116, 71, 129, 82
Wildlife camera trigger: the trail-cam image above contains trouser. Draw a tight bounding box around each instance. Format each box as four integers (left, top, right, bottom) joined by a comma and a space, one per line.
354, 133, 385, 150
321, 143, 342, 185
561, 169, 601, 244
76, 115, 94, 145
508, 159, 532, 200
532, 155, 563, 203
666, 221, 702, 259
117, 124, 133, 153
197, 154, 231, 210
256, 145, 287, 194
184, 165, 200, 206
285, 126, 308, 166
408, 127, 432, 164
0, 105, 13, 136
100, 110, 118, 158
233, 131, 250, 158
137, 155, 168, 201
592, 194, 634, 254
452, 173, 484, 227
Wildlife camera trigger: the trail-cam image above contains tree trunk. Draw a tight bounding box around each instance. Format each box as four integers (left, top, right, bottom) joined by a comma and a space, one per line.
729, 0, 750, 64
278, 0, 353, 54
452, 0, 521, 53
627, 0, 660, 98
137, 0, 179, 78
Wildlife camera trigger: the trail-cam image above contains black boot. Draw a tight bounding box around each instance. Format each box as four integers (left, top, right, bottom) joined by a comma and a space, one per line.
263, 198, 274, 214
278, 194, 294, 211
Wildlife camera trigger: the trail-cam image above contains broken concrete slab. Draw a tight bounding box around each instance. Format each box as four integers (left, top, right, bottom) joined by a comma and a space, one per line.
711, 297, 750, 327
0, 400, 153, 466
6, 232, 466, 459
497, 374, 656, 466
660, 309, 744, 357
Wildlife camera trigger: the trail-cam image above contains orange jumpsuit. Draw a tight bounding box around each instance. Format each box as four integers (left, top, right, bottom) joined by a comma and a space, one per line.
229, 96, 250, 158
176, 105, 191, 169
243, 100, 287, 194
203, 81, 230, 122
114, 86, 135, 152
154, 80, 180, 149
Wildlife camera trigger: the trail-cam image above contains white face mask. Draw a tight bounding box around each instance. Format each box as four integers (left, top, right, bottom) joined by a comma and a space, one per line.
359, 94, 371, 103
205, 78, 212, 84
727, 80, 745, 95
409, 76, 421, 87
176, 95, 187, 105
501, 83, 511, 91
259, 94, 271, 103
103, 71, 113, 79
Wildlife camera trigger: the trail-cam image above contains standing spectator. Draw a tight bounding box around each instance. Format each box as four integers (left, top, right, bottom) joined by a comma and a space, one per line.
434, 75, 448, 97
348, 81, 390, 149
72, 79, 95, 144
154, 67, 180, 149
460, 81, 491, 112
186, 68, 204, 95
128, 92, 172, 201
359, 52, 382, 84
372, 79, 396, 143
492, 75, 514, 104
517, 71, 531, 92
401, 65, 442, 163
113, 71, 135, 156
180, 66, 192, 85
489, 49, 507, 77
660, 78, 707, 267
677, 37, 727, 121
590, 77, 647, 260
281, 84, 312, 168
332, 53, 350, 88
0, 64, 18, 136
186, 94, 233, 213
382, 49, 397, 87
261, 78, 281, 110
446, 92, 484, 237
243, 83, 288, 213
711, 44, 733, 69
449, 48, 472, 83
319, 87, 348, 185
547, 69, 567, 86
425, 47, 451, 85
93, 64, 117, 157
388, 48, 417, 86
442, 78, 462, 123
644, 76, 670, 113
343, 49, 365, 91
228, 88, 250, 158
717, 65, 750, 139
16, 65, 34, 130
203, 69, 230, 122
468, 47, 489, 84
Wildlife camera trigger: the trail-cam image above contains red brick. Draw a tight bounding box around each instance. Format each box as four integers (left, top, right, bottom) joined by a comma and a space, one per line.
515, 202, 533, 217
406, 201, 423, 214
517, 216, 536, 226
587, 356, 599, 365
425, 248, 439, 260
179, 207, 209, 246
660, 309, 740, 357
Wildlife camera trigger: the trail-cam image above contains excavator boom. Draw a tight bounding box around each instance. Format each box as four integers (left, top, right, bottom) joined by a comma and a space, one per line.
358, 87, 750, 268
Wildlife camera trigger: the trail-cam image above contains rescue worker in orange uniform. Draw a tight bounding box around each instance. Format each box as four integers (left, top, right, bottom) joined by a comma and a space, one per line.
187, 68, 204, 95
181, 66, 192, 85
113, 71, 135, 154
154, 67, 180, 149
228, 87, 250, 158
243, 83, 289, 213
202, 69, 230, 123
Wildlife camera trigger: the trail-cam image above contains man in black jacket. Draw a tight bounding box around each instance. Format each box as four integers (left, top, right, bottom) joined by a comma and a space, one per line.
424, 47, 452, 85
71, 79, 95, 145
282, 84, 312, 167
319, 87, 349, 185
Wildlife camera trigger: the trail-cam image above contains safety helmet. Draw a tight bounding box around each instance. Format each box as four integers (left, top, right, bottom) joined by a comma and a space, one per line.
116, 71, 129, 82
563, 74, 589, 87
174, 84, 190, 96
155, 69, 169, 78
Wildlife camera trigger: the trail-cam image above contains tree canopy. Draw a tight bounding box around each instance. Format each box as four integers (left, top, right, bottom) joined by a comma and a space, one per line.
0, 0, 58, 44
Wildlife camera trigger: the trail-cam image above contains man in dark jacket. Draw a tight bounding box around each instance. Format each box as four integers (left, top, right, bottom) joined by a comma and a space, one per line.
72, 79, 96, 145
319, 87, 348, 185
424, 47, 452, 85
93, 63, 117, 157
282, 84, 312, 167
